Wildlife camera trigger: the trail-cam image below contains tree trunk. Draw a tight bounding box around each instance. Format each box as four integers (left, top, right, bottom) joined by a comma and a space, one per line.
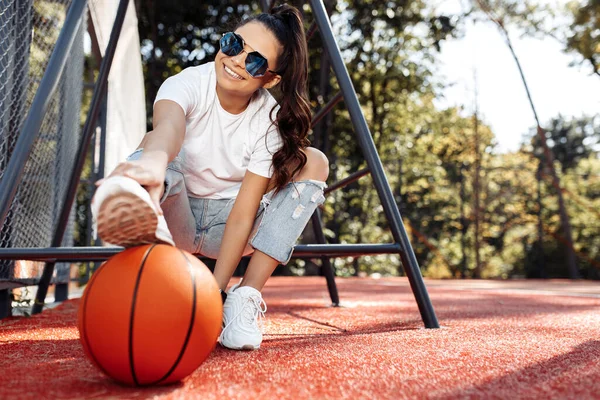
460, 165, 468, 278
473, 115, 482, 278
475, 0, 579, 279
536, 161, 546, 278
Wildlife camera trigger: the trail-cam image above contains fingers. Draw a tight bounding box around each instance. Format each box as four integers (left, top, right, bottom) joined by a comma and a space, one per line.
147, 185, 164, 215
95, 161, 162, 187
123, 167, 157, 186
95, 162, 134, 186
108, 162, 132, 178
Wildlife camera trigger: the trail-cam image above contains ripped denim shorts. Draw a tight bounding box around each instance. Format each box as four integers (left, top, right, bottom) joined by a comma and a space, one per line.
128, 149, 327, 264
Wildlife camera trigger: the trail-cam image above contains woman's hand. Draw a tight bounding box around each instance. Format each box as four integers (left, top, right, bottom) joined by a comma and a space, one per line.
96, 151, 169, 214
95, 100, 186, 215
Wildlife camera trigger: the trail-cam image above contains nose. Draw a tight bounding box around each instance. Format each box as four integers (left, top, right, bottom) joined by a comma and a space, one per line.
230, 49, 247, 68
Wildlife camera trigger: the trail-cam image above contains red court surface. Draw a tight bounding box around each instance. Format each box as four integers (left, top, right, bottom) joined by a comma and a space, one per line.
1, 277, 599, 399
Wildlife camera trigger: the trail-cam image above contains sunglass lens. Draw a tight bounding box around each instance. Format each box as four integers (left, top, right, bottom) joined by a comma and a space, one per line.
220, 32, 242, 56
246, 53, 268, 77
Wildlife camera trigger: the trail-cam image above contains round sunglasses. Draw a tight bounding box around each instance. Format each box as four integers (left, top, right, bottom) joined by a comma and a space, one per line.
219, 32, 280, 78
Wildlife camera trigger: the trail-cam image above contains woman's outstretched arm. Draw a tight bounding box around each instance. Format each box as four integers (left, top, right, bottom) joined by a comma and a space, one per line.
100, 100, 186, 212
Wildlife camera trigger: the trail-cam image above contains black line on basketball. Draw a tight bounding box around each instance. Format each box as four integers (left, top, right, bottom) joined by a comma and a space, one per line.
82, 261, 113, 379
154, 248, 197, 385
128, 244, 156, 387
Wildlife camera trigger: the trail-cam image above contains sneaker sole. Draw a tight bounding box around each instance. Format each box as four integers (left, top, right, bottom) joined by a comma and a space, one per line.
219, 342, 260, 351
97, 192, 171, 247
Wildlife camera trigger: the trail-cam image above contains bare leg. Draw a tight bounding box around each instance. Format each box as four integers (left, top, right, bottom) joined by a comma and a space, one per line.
239, 147, 329, 291
240, 250, 279, 291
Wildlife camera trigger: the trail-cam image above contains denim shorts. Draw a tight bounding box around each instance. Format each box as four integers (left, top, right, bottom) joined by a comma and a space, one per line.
187, 195, 266, 259
127, 149, 326, 264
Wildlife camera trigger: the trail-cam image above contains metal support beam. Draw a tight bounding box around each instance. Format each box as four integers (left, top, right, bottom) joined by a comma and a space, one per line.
33, 0, 130, 314
306, 22, 318, 41
324, 167, 369, 195
311, 211, 339, 306
308, 0, 439, 328
0, 290, 10, 319
259, 0, 271, 12
0, 244, 403, 263
311, 91, 343, 128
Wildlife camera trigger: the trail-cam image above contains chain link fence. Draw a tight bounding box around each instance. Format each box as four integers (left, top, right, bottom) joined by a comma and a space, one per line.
0, 0, 85, 288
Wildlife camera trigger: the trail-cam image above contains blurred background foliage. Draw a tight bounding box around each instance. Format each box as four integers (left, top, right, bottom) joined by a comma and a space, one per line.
106, 0, 600, 279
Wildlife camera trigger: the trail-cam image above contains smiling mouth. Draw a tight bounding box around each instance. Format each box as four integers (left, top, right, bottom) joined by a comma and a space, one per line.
224, 64, 244, 80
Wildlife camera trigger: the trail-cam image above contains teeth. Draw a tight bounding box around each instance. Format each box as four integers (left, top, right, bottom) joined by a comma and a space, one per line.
224, 65, 243, 80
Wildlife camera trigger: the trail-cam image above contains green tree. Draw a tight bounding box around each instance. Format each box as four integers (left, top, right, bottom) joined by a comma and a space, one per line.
313, 0, 458, 276
529, 115, 600, 171
131, 0, 600, 280
565, 0, 600, 77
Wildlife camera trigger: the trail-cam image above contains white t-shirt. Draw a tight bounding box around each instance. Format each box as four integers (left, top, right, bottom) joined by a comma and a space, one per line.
154, 62, 283, 199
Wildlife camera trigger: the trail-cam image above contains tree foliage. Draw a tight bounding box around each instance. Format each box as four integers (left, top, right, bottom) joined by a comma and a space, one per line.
565, 0, 600, 77
133, 0, 600, 279
529, 115, 600, 171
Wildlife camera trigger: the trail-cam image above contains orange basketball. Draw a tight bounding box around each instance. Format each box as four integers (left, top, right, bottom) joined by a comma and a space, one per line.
77, 244, 222, 386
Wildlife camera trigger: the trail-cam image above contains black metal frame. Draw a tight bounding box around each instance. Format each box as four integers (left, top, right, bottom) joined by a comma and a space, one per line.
0, 0, 439, 328
0, 0, 128, 314
0, 244, 403, 262
31, 0, 129, 313
309, 91, 343, 306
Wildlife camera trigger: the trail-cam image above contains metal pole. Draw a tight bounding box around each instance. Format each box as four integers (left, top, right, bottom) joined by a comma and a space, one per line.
306, 22, 318, 41
324, 167, 369, 195
90, 86, 108, 275
259, 0, 271, 12
0, 243, 404, 262
0, 0, 88, 229
308, 0, 439, 328
311, 210, 339, 306
97, 91, 108, 184
33, 0, 130, 314
311, 91, 343, 128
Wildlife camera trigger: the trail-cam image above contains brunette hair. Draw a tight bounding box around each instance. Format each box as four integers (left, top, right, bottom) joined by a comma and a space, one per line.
238, 4, 311, 192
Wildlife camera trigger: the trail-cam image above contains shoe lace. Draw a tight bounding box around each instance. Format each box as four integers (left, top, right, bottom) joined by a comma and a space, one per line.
219, 294, 267, 342
242, 295, 267, 327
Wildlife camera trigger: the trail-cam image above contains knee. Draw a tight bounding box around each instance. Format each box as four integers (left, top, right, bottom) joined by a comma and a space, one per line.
300, 147, 329, 182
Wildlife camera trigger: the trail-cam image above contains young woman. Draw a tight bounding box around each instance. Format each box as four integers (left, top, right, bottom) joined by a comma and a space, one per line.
91, 4, 329, 350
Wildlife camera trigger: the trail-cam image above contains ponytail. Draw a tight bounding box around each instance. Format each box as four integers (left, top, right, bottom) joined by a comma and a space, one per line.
238, 4, 311, 193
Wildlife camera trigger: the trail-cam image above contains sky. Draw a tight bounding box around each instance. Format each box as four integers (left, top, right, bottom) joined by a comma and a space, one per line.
433, 0, 600, 153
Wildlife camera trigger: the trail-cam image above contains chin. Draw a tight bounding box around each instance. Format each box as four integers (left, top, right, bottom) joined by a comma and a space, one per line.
216, 75, 242, 93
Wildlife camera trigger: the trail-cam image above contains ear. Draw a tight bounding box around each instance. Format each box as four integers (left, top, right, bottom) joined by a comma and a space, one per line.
262, 74, 281, 89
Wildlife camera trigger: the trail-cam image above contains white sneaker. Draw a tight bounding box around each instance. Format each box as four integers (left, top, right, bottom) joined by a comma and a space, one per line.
227, 278, 243, 294
91, 176, 175, 247
219, 286, 267, 350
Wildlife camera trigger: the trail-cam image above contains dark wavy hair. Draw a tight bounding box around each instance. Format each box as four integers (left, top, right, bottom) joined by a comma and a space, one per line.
238, 4, 311, 192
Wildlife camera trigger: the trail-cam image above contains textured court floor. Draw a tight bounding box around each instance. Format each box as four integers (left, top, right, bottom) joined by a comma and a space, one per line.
1, 277, 599, 399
